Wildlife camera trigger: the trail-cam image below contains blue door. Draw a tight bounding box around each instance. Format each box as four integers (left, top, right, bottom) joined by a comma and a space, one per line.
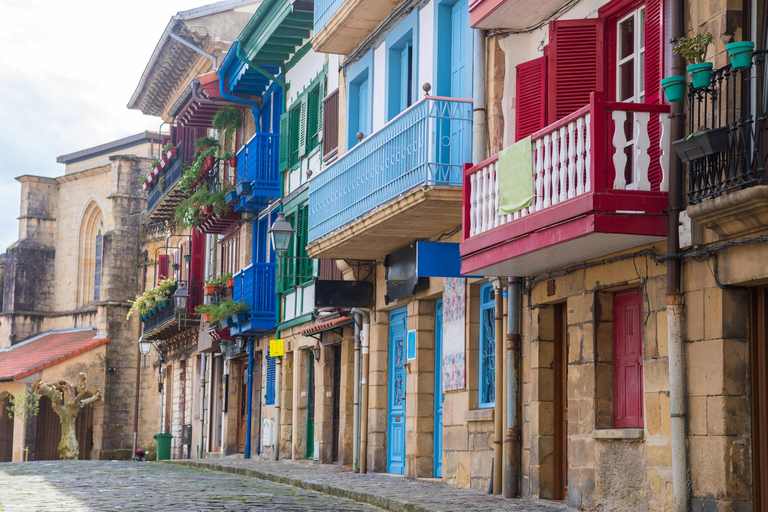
434, 299, 444, 477
450, 0, 471, 100
387, 307, 407, 474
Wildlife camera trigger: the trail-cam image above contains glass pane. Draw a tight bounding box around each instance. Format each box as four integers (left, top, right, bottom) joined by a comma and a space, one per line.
620, 15, 634, 60
619, 61, 635, 101
640, 9, 645, 49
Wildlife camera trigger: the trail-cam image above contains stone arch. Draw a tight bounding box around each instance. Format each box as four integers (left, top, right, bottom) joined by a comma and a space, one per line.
76, 200, 104, 307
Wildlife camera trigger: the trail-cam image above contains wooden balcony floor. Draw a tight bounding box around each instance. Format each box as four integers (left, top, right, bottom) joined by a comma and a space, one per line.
307, 186, 462, 260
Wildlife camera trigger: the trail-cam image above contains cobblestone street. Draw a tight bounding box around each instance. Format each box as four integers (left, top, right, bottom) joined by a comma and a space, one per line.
0, 459, 577, 512
0, 461, 381, 512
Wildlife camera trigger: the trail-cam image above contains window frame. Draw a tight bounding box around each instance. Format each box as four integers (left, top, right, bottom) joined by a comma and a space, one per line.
346, 50, 374, 149
385, 10, 419, 121
478, 282, 495, 409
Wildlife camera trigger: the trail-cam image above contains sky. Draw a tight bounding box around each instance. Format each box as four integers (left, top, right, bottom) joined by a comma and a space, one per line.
0, 0, 206, 253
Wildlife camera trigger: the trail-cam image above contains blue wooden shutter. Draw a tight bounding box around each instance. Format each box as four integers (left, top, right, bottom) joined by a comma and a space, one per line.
266, 354, 276, 405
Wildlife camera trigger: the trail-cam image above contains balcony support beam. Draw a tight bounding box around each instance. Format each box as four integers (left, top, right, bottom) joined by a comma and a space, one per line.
236, 44, 288, 91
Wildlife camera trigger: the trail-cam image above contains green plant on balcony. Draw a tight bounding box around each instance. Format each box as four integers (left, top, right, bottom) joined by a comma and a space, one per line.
212, 107, 242, 146
126, 279, 176, 320
175, 186, 233, 229
194, 136, 220, 153
162, 141, 175, 153
149, 158, 160, 171
674, 33, 714, 89
204, 272, 233, 288
195, 299, 248, 323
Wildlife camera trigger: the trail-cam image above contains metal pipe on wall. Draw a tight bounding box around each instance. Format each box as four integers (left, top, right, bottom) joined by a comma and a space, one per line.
198, 353, 206, 458
350, 309, 371, 472
274, 353, 282, 461
352, 315, 361, 472
473, 29, 488, 165
505, 278, 521, 498
665, 0, 687, 510
493, 278, 505, 494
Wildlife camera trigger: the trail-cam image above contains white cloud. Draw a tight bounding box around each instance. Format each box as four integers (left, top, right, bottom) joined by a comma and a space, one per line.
0, 0, 204, 253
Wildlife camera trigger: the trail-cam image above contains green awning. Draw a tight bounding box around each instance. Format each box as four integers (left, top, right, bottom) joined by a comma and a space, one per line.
238, 0, 314, 66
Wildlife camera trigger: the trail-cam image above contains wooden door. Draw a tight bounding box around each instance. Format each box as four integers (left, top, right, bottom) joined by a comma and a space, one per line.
0, 394, 14, 462
387, 307, 407, 475
237, 358, 249, 453
164, 363, 173, 435
306, 351, 315, 460
35, 396, 60, 460
331, 345, 341, 463
553, 303, 568, 501
613, 290, 644, 427
751, 286, 768, 510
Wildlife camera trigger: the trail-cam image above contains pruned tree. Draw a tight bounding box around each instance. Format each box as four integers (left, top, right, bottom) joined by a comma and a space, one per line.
33, 373, 102, 460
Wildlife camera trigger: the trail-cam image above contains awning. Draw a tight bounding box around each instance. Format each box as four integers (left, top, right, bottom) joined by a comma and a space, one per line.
0, 328, 109, 382
169, 72, 242, 128
298, 316, 353, 337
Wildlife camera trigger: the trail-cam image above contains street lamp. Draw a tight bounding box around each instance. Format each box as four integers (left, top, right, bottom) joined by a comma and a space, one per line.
268, 212, 294, 254
173, 283, 190, 310
138, 335, 152, 355
236, 336, 247, 351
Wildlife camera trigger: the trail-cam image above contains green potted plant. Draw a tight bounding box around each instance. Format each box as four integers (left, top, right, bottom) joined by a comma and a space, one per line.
212, 107, 242, 146
726, 40, 755, 70
674, 32, 714, 89
194, 136, 219, 153
163, 141, 178, 159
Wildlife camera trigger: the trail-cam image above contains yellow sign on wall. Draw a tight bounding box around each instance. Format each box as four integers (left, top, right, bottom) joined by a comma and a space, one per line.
269, 339, 284, 357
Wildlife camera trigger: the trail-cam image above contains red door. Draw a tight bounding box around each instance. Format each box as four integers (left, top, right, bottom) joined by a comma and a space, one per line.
613, 289, 644, 428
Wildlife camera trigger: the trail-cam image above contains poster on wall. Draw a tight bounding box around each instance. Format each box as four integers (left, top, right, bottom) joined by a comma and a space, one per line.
442, 277, 466, 391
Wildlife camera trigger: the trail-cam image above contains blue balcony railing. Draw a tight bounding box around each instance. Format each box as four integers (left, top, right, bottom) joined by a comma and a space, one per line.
231, 263, 277, 334
147, 141, 188, 213
233, 133, 280, 213
314, 0, 344, 36
308, 96, 473, 243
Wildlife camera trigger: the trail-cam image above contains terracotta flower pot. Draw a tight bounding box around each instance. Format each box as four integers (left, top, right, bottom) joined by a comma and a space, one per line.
229, 156, 237, 168
227, 277, 234, 288
201, 313, 211, 322
204, 285, 217, 295
205, 156, 215, 168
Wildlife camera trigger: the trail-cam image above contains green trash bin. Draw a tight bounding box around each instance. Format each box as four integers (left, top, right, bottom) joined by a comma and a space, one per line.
154, 433, 173, 461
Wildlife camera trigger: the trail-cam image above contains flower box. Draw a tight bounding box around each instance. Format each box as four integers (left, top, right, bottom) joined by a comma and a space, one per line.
167, 147, 178, 159
204, 285, 217, 296
231, 312, 248, 324
225, 190, 239, 204
236, 181, 252, 196
673, 126, 730, 163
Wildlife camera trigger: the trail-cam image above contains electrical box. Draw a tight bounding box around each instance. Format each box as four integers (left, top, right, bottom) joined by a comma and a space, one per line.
262, 418, 273, 447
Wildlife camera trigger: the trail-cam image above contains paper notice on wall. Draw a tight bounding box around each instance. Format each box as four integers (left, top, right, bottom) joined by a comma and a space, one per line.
442, 277, 466, 391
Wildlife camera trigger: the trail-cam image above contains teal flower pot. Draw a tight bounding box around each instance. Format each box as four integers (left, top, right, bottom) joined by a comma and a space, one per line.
160, 300, 169, 308
661, 76, 687, 102
152, 306, 159, 314
688, 63, 713, 89
726, 41, 755, 70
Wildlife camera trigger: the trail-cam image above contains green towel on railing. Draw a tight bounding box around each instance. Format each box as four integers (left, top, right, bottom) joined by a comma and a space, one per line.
497, 136, 534, 215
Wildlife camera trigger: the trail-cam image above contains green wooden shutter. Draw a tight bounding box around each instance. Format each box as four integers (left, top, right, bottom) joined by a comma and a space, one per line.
318, 75, 326, 138
298, 97, 308, 158
279, 111, 290, 171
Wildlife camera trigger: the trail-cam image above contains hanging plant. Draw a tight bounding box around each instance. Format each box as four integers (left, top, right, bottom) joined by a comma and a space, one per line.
212, 107, 242, 146
194, 136, 219, 153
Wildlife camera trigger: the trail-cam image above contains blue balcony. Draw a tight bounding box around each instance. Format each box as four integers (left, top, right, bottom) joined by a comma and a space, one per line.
312, 0, 399, 54
307, 97, 473, 260
230, 133, 280, 214
230, 263, 278, 336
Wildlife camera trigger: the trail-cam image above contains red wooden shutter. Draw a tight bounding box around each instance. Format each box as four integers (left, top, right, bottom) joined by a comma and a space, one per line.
644, 0, 664, 190
547, 18, 605, 124
189, 230, 206, 314
158, 254, 169, 281
613, 289, 644, 428
515, 56, 547, 141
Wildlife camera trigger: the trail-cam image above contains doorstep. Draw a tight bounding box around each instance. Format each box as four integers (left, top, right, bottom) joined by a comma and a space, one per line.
169, 458, 578, 512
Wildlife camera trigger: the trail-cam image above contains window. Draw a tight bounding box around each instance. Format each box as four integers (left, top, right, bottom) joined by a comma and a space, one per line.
616, 6, 646, 187
479, 282, 495, 408
93, 219, 103, 302
221, 230, 241, 275
346, 50, 374, 149
613, 289, 644, 428
266, 353, 276, 405
385, 11, 417, 120
279, 71, 326, 171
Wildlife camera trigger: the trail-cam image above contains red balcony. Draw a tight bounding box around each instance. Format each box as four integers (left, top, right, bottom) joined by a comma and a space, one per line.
460, 93, 670, 277
469, 0, 572, 30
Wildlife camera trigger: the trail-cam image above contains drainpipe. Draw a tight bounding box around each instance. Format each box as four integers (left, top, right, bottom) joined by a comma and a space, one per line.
274, 353, 282, 460
169, 31, 217, 70
666, 0, 687, 510
493, 278, 506, 494
350, 309, 370, 472
199, 352, 206, 458
351, 313, 361, 471
245, 338, 255, 458
472, 29, 487, 164
217, 42, 261, 121
505, 278, 521, 498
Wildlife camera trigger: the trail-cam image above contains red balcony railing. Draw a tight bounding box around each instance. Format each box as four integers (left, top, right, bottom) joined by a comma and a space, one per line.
461, 92, 670, 276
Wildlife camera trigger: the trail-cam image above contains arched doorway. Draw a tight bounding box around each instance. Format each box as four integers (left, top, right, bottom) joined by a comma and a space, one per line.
0, 393, 13, 462
34, 395, 95, 460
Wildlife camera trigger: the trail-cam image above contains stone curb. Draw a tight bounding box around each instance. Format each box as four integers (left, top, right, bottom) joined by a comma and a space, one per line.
170, 460, 442, 512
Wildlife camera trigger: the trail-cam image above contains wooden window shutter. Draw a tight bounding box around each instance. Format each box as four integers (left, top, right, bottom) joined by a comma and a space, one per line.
318, 75, 326, 137
298, 97, 308, 158
547, 18, 604, 124
515, 55, 547, 141
322, 89, 339, 157
266, 354, 275, 405
613, 289, 644, 428
279, 111, 290, 171
158, 254, 169, 281
644, 0, 664, 190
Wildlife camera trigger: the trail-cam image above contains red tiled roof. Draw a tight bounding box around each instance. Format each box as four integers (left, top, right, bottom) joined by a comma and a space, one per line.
0, 329, 109, 381
298, 317, 353, 336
